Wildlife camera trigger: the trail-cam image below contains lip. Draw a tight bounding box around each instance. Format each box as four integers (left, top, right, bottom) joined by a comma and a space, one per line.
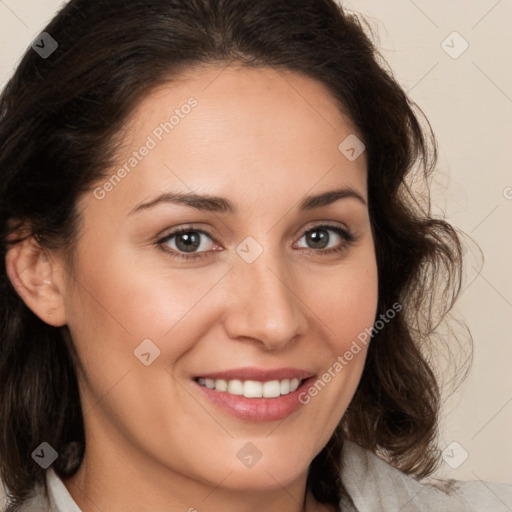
192, 367, 316, 422
196, 367, 314, 382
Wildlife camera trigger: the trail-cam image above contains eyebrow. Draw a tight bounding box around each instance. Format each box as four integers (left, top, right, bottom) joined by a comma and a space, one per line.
128, 186, 366, 216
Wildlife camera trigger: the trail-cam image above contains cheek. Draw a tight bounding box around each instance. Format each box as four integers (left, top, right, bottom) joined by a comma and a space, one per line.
332, 267, 378, 348
64, 254, 227, 439
296, 252, 378, 423
331, 262, 378, 382
304, 255, 379, 351
64, 249, 230, 384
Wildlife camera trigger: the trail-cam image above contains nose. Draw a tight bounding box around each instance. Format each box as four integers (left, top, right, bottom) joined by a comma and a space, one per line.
222, 249, 305, 351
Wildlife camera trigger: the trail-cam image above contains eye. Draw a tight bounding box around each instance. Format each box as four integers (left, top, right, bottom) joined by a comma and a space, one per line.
157, 228, 218, 260
156, 223, 356, 261
294, 224, 355, 255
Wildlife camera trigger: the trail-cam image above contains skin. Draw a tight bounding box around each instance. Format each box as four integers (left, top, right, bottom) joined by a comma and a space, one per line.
6, 65, 378, 512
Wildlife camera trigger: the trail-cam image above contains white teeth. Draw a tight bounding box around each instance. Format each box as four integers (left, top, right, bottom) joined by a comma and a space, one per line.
227, 379, 243, 395
215, 379, 227, 392
197, 377, 304, 397
262, 380, 281, 398
243, 380, 263, 398
280, 379, 290, 395
290, 378, 300, 392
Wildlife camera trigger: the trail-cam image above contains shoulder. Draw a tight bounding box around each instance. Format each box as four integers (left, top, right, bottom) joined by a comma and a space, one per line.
340, 439, 512, 512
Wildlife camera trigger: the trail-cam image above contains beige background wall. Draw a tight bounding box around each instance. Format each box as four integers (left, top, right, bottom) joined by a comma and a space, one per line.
1, 0, 511, 487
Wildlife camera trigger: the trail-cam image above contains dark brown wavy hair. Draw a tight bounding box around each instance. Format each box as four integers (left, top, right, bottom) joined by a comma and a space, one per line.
0, 0, 471, 509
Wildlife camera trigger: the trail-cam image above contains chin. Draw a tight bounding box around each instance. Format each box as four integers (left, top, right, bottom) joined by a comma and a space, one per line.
209, 444, 313, 491
219, 462, 309, 492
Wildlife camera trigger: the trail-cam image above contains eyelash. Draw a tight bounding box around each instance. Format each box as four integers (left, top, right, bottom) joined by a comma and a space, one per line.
156, 223, 356, 261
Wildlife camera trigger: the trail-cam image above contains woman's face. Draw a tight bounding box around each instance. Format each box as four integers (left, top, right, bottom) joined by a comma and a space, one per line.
57, 65, 378, 495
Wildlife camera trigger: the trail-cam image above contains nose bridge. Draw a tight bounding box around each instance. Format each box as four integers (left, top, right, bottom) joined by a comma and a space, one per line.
223, 244, 303, 349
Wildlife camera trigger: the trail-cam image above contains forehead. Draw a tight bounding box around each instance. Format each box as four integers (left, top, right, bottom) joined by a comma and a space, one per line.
89, 65, 367, 217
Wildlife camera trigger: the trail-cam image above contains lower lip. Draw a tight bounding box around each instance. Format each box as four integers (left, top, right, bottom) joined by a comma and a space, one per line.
193, 377, 315, 422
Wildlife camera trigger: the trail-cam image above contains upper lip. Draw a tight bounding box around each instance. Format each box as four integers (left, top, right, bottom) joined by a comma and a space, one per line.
196, 367, 315, 382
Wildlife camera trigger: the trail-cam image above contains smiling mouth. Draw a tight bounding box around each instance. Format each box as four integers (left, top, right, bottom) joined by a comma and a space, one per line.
195, 377, 304, 398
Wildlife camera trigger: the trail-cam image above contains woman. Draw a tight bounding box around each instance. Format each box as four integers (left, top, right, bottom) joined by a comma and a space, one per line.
0, 0, 510, 511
